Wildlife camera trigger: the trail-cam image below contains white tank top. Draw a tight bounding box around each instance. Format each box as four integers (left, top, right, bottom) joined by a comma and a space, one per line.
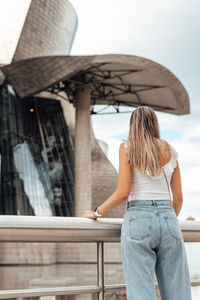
122, 140, 178, 201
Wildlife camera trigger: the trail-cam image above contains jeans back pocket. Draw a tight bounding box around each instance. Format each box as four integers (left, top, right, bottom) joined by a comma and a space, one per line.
165, 216, 183, 241
129, 215, 152, 240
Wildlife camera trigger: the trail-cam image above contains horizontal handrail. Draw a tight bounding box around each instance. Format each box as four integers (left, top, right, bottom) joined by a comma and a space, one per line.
0, 286, 100, 299
0, 280, 200, 299
0, 215, 200, 242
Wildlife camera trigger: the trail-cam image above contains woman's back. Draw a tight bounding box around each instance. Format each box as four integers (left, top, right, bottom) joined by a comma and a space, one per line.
122, 139, 178, 201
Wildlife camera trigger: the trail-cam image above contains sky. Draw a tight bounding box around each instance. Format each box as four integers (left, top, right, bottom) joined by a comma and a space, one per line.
70, 0, 200, 220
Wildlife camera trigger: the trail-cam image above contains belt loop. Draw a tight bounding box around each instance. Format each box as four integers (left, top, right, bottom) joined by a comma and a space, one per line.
151, 200, 157, 207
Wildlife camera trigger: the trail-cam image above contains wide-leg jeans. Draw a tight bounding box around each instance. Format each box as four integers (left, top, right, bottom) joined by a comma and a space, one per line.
120, 199, 192, 300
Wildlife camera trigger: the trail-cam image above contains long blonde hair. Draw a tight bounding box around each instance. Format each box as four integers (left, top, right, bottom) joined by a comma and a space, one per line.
126, 106, 163, 176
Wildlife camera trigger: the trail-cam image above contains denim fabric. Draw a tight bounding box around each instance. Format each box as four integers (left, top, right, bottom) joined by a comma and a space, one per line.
121, 200, 192, 300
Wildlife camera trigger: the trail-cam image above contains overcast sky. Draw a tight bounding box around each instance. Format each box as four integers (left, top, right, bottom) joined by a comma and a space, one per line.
70, 0, 200, 220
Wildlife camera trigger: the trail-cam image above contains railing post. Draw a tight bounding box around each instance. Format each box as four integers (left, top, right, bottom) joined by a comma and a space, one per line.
97, 241, 104, 300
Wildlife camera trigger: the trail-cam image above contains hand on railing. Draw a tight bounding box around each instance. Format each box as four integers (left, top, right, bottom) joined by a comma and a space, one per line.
82, 210, 97, 219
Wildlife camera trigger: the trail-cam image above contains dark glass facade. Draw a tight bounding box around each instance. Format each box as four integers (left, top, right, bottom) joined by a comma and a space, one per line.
0, 85, 74, 216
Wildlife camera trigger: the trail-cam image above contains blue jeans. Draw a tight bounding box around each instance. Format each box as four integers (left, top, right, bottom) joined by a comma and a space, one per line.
120, 200, 192, 300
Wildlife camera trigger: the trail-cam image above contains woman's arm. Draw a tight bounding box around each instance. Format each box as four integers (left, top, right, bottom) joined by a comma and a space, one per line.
82, 143, 133, 218
170, 160, 183, 217
97, 143, 133, 215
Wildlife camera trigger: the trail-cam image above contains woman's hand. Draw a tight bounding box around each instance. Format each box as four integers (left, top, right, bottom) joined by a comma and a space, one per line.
82, 210, 97, 219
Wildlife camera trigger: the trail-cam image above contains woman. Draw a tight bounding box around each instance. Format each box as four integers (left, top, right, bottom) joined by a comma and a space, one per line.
82, 106, 192, 300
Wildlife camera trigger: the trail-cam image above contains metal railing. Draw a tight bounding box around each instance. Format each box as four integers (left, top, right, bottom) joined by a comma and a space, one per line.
0, 215, 200, 299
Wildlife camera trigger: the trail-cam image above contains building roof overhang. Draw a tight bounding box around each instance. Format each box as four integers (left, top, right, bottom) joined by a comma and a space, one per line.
0, 54, 190, 115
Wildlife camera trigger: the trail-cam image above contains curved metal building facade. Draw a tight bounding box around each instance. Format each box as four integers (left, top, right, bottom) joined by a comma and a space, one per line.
0, 0, 78, 64
0, 0, 78, 216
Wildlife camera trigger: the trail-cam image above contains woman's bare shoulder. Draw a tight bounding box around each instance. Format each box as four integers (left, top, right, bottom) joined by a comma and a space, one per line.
121, 139, 128, 151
